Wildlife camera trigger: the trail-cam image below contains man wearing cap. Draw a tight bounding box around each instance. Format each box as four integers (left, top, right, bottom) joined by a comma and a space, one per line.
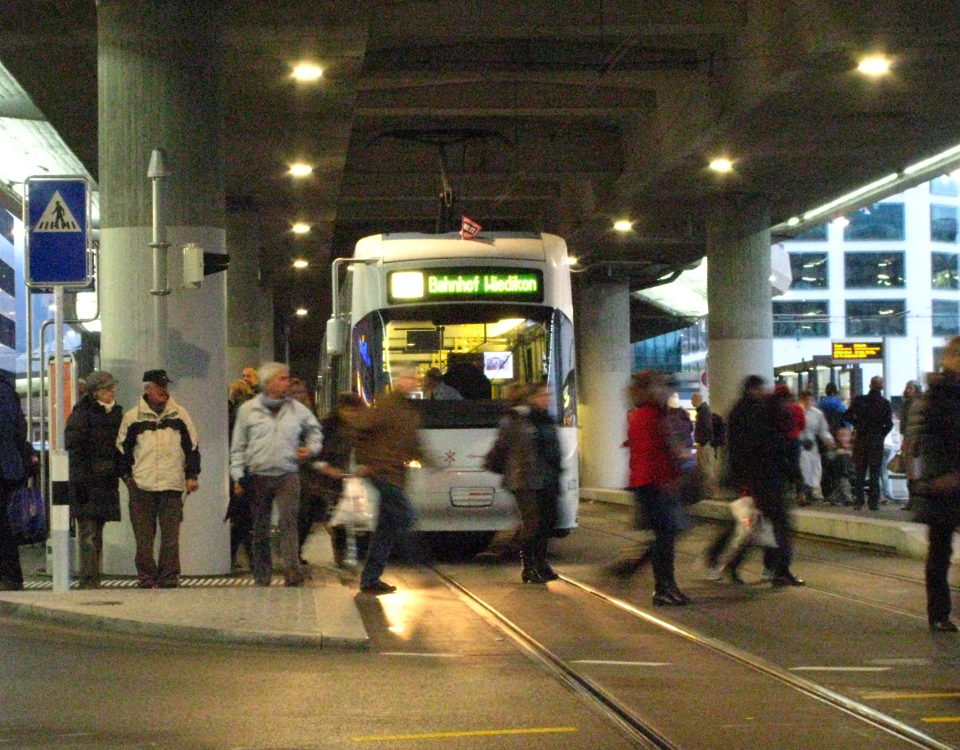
64, 371, 123, 588
117, 370, 200, 588
230, 362, 322, 587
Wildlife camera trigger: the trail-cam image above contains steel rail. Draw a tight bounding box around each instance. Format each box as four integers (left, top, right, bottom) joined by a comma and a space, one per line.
559, 573, 955, 750
432, 567, 678, 750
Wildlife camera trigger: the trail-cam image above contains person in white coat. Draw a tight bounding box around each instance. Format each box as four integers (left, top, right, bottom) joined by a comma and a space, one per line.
798, 390, 834, 503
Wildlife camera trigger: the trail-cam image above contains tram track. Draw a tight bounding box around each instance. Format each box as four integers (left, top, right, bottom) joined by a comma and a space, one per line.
432, 562, 956, 750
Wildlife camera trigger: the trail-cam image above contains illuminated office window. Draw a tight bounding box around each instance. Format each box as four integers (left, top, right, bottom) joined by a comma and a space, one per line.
843, 203, 905, 241
933, 299, 960, 336
844, 251, 905, 288
931, 175, 960, 197
932, 252, 959, 290
789, 252, 828, 289
773, 300, 830, 338
931, 204, 959, 243
845, 299, 906, 337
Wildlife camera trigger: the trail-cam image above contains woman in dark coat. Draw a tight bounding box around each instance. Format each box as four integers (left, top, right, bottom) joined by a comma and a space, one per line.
501, 383, 563, 584
64, 371, 123, 589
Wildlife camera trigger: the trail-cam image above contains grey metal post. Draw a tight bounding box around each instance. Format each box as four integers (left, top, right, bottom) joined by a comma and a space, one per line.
50, 286, 70, 592
148, 148, 170, 366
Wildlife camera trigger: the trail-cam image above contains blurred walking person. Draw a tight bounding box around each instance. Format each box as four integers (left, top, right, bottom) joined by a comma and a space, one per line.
917, 337, 960, 632
618, 370, 690, 605
499, 383, 563, 584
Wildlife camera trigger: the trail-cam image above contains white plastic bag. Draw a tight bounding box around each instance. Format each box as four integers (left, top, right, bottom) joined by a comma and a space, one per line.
329, 477, 380, 532
728, 495, 777, 549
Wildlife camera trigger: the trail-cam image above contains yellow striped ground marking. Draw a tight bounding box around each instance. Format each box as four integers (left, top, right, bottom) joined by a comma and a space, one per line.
864, 692, 960, 700
351, 726, 578, 742
922, 717, 960, 723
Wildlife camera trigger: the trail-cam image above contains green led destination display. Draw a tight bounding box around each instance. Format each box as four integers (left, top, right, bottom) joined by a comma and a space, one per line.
389, 267, 544, 303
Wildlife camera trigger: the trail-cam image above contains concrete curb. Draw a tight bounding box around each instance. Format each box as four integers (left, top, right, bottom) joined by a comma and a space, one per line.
0, 589, 370, 650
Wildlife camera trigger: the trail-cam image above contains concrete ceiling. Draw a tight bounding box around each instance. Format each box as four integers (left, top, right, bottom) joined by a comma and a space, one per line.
3, 0, 960, 365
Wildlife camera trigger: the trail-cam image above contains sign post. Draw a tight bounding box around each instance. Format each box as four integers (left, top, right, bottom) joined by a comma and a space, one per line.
25, 176, 91, 593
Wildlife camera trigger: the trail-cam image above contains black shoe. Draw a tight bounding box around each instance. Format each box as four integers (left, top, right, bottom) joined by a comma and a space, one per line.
157, 579, 178, 589
254, 577, 272, 587
137, 579, 157, 589
652, 590, 688, 606
930, 619, 959, 633
667, 586, 690, 604
725, 568, 745, 586
284, 572, 305, 587
521, 567, 549, 584
771, 572, 805, 587
538, 564, 559, 581
0, 580, 23, 591
360, 580, 397, 595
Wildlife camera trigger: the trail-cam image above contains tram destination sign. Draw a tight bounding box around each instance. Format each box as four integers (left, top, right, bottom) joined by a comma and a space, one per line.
832, 340, 884, 361
389, 267, 544, 303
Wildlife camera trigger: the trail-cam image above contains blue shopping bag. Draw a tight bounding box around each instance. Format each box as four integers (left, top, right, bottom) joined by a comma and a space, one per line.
8, 486, 46, 544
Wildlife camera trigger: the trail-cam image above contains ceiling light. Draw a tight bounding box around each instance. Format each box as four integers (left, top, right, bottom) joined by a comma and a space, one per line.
288, 163, 313, 177
291, 222, 311, 234
292, 258, 309, 269
295, 307, 308, 317
291, 63, 323, 82
832, 216, 850, 228
857, 55, 892, 77
708, 157, 734, 173
612, 219, 633, 232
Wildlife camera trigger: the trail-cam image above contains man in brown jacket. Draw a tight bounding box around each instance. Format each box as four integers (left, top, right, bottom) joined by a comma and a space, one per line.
355, 368, 427, 595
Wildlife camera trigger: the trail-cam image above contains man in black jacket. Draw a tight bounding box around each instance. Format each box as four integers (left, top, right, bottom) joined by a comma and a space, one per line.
846, 376, 894, 511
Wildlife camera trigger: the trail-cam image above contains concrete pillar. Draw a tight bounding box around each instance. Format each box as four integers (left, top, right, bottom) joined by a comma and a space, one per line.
98, 1, 229, 575
706, 194, 773, 418
226, 214, 274, 381
577, 278, 631, 489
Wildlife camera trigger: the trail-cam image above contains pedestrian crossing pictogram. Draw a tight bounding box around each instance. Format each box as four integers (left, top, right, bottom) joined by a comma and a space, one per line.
33, 191, 81, 232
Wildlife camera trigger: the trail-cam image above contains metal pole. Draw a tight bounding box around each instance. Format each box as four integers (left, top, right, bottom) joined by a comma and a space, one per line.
50, 286, 69, 592
148, 149, 170, 366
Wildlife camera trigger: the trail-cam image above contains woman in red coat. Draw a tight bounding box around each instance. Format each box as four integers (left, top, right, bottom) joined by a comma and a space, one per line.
623, 370, 689, 606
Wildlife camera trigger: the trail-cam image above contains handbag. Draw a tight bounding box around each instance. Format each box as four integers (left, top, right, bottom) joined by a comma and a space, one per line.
8, 484, 46, 544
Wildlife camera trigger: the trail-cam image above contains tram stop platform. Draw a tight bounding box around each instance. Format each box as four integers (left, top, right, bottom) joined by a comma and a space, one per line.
581, 487, 934, 559
0, 494, 940, 648
0, 531, 370, 650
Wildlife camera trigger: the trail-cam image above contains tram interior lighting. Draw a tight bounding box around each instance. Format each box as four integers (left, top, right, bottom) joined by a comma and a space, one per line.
486, 318, 524, 338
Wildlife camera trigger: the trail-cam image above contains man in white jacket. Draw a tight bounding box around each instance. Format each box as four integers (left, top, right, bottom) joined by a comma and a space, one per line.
230, 362, 322, 587
117, 370, 200, 588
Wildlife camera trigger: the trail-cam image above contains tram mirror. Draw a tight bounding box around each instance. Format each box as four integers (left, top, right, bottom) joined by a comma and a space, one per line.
326, 317, 348, 355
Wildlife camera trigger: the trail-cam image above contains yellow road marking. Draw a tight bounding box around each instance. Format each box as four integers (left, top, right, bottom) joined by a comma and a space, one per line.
923, 717, 960, 723
864, 692, 960, 700
351, 726, 578, 742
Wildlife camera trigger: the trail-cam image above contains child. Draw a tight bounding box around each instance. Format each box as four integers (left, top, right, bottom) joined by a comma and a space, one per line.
828, 426, 854, 506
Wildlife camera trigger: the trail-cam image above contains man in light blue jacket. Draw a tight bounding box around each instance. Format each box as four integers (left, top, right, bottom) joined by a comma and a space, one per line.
230, 362, 322, 586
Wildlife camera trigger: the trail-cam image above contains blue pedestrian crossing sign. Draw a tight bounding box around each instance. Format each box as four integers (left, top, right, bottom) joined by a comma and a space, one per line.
25, 176, 91, 287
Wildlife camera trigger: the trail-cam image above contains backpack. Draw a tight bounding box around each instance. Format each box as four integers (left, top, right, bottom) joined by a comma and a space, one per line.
710, 413, 726, 448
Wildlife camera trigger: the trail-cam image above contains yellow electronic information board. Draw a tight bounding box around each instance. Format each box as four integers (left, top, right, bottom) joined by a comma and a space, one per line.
832, 341, 883, 361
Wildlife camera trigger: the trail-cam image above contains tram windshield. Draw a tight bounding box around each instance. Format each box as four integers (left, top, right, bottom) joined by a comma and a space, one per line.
352, 303, 576, 428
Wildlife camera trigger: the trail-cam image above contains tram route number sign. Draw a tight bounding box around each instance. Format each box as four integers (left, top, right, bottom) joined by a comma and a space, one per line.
832, 341, 884, 361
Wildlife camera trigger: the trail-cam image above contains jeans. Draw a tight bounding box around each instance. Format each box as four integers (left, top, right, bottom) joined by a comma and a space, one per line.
360, 478, 414, 588
634, 485, 684, 592
854, 439, 884, 509
129, 487, 183, 586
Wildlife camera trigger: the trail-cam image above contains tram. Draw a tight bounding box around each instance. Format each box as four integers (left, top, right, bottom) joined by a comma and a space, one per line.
321, 232, 579, 558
